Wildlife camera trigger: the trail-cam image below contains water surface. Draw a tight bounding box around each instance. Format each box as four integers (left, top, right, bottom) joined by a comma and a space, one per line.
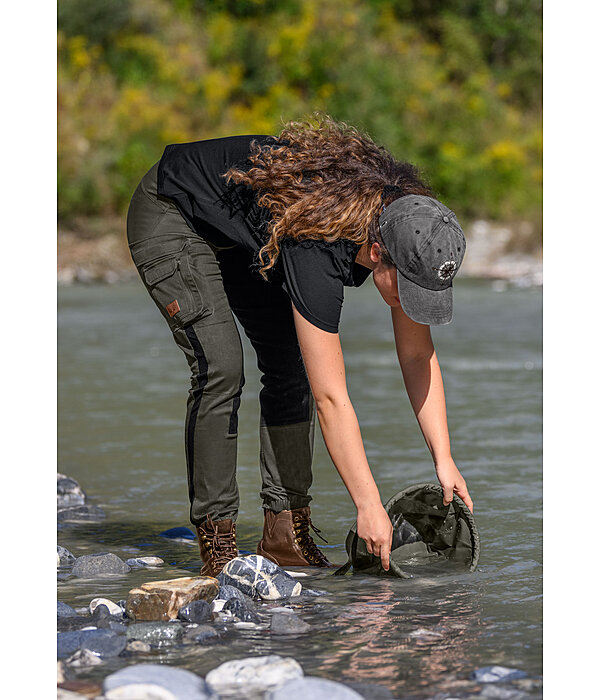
58, 277, 542, 698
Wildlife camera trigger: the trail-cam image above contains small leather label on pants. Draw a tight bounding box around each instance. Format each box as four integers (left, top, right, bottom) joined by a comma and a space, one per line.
166, 299, 181, 317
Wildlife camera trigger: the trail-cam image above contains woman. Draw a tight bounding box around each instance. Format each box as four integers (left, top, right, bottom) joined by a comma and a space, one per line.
126, 115, 473, 577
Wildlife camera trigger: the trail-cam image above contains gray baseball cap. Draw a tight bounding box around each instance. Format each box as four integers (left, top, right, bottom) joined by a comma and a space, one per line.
378, 194, 466, 325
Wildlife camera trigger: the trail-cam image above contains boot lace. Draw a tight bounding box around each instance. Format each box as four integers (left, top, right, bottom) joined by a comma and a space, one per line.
199, 519, 238, 571
292, 513, 331, 566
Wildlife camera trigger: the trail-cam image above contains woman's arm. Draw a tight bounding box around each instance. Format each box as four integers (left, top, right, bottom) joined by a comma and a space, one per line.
292, 305, 394, 570
391, 304, 473, 512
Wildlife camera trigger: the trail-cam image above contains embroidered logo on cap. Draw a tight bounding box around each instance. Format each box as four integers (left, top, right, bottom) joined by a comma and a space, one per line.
434, 260, 457, 281
166, 300, 180, 317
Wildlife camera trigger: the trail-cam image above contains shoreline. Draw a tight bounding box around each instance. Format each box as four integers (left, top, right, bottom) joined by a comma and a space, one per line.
57, 218, 542, 288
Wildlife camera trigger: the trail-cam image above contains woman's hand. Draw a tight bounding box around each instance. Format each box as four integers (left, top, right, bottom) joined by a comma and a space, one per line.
435, 458, 474, 513
356, 502, 394, 571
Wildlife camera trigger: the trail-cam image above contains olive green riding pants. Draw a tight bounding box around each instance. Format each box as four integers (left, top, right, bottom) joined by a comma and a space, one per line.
126, 161, 316, 526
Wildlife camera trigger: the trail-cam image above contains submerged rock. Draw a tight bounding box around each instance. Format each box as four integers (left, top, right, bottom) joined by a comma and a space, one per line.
270, 611, 310, 635
219, 555, 302, 600
71, 553, 130, 578
126, 622, 184, 647
190, 624, 220, 645
103, 663, 210, 700
205, 655, 303, 695
126, 576, 219, 621
471, 666, 528, 683
217, 583, 248, 602
159, 526, 197, 541
222, 597, 261, 624
57, 505, 106, 522
267, 677, 364, 699
58, 629, 125, 659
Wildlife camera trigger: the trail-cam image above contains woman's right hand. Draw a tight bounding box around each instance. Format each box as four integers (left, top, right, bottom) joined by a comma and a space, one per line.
356, 503, 394, 571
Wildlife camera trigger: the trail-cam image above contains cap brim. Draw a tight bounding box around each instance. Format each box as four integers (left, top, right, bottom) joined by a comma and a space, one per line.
396, 269, 453, 325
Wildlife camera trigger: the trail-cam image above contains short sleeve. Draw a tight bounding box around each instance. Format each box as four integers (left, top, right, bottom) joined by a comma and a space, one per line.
279, 241, 346, 333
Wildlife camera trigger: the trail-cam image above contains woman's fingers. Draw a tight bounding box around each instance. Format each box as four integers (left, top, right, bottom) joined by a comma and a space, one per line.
380, 540, 391, 571
455, 484, 474, 513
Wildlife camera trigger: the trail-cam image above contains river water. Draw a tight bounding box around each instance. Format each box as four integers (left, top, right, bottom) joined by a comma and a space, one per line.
58, 277, 542, 698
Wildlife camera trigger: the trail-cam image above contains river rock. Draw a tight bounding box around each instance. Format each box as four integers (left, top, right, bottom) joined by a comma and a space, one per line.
57, 474, 86, 508
126, 640, 152, 653
159, 526, 197, 541
186, 624, 220, 645
58, 545, 76, 566
126, 576, 218, 621
217, 583, 248, 602
470, 666, 528, 683
57, 504, 106, 522
58, 629, 122, 659
57, 601, 78, 618
178, 599, 212, 623
66, 648, 104, 667
220, 555, 302, 600
57, 616, 94, 633
103, 663, 210, 700
222, 597, 261, 623
126, 622, 184, 647
71, 552, 130, 577
90, 597, 122, 616
270, 611, 310, 635
267, 677, 364, 699
126, 556, 165, 568
205, 655, 303, 695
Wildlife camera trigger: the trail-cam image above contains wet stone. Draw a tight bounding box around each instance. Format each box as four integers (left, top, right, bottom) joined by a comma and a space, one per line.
80, 630, 127, 658
90, 597, 123, 616
58, 629, 118, 659
66, 648, 104, 668
471, 666, 528, 683
57, 504, 106, 523
178, 599, 212, 623
205, 655, 303, 695
126, 622, 184, 647
71, 553, 130, 578
219, 555, 302, 601
270, 611, 311, 635
217, 583, 248, 602
103, 663, 210, 700
126, 556, 165, 568
223, 597, 261, 624
159, 526, 197, 541
57, 474, 86, 508
190, 624, 220, 645
57, 616, 94, 633
126, 576, 219, 621
126, 640, 151, 654
267, 677, 364, 699
57, 546, 76, 567
57, 601, 78, 618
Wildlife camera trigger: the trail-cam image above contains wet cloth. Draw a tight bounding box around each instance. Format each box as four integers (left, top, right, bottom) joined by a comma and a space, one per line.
126, 161, 316, 525
334, 483, 480, 578
156, 135, 372, 333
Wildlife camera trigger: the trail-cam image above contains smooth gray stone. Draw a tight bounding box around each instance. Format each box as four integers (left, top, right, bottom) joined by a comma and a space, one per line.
178, 600, 212, 623
126, 622, 184, 647
57, 546, 76, 566
80, 630, 127, 658
71, 553, 130, 577
220, 555, 301, 600
57, 476, 86, 508
57, 628, 114, 659
471, 666, 528, 683
125, 556, 164, 568
270, 611, 310, 635
57, 601, 78, 618
267, 677, 364, 699
222, 598, 260, 623
57, 616, 93, 632
103, 663, 210, 700
57, 504, 106, 522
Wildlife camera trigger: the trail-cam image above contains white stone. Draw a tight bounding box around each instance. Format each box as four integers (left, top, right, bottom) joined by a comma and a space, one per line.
105, 685, 177, 700
90, 597, 122, 616
66, 648, 104, 667
283, 570, 308, 577
205, 655, 303, 693
267, 677, 364, 699
233, 621, 260, 629
211, 599, 226, 613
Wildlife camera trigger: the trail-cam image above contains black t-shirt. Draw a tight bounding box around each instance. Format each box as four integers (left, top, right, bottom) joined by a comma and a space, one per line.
157, 134, 372, 333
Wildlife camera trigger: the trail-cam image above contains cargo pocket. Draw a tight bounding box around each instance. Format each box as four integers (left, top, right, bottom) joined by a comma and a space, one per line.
132, 238, 211, 330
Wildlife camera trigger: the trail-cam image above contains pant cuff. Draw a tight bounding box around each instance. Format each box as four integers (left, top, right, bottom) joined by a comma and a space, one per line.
262, 495, 312, 513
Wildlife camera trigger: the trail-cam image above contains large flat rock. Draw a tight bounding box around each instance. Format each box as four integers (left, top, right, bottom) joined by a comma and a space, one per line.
126, 576, 219, 621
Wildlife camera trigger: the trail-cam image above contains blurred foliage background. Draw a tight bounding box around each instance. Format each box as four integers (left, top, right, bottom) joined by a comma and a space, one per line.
58, 0, 542, 242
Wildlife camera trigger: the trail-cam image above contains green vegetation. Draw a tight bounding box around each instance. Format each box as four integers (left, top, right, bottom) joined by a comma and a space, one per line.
58, 0, 542, 237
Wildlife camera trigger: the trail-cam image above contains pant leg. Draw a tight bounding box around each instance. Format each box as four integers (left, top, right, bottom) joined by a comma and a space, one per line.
216, 246, 315, 512
126, 162, 244, 526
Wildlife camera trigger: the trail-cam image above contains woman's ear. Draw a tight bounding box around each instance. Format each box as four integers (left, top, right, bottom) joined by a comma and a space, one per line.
370, 242, 382, 264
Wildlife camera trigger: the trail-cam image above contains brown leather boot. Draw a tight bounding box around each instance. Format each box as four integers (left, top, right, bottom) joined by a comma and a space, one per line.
257, 506, 334, 567
196, 515, 238, 577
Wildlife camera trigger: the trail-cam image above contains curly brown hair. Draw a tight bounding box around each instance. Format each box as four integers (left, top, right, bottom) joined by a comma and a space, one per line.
224, 113, 434, 279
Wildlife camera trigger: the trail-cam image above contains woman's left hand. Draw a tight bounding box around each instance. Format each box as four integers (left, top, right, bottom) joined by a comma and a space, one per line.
435, 458, 474, 513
